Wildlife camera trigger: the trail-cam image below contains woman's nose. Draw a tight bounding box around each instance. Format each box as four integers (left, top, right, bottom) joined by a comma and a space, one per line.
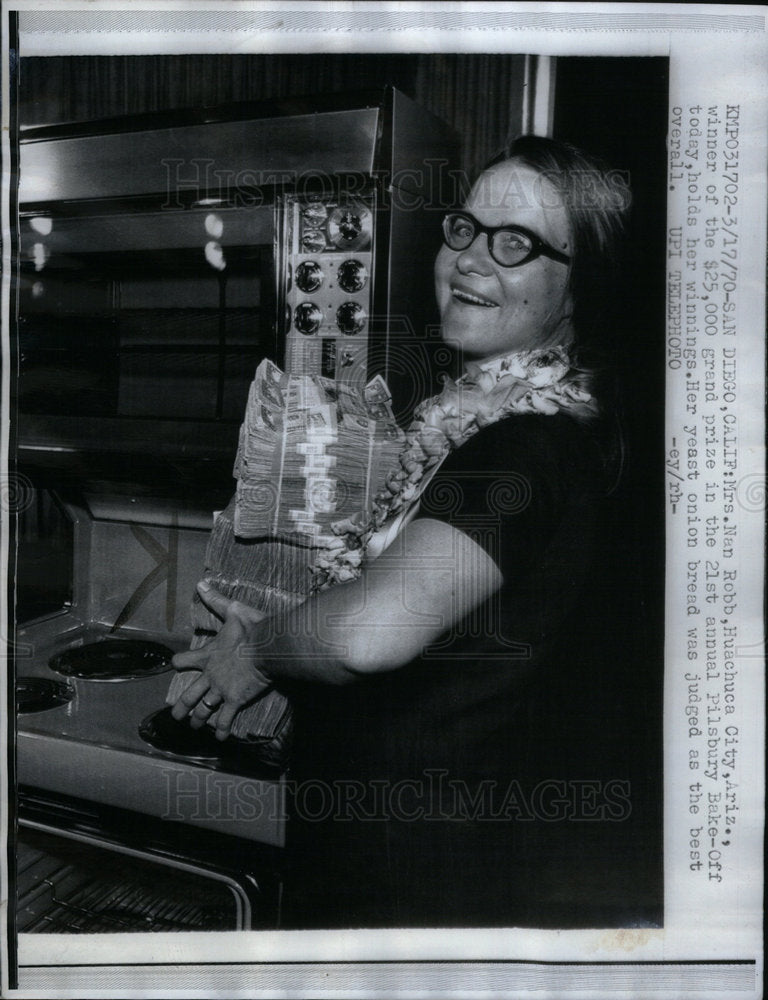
456, 233, 494, 275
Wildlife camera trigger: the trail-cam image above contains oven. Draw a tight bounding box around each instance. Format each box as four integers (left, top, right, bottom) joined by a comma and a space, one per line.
14, 493, 287, 931
17, 87, 459, 440
11, 87, 459, 931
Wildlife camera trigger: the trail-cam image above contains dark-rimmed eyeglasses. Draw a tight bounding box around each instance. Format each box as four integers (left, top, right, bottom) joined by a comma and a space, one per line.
441, 211, 571, 268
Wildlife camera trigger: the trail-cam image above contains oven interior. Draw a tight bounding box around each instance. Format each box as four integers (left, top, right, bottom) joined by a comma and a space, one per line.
18, 826, 244, 933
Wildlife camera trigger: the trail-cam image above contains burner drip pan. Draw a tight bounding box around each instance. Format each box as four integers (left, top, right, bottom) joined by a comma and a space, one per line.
139, 708, 281, 777
49, 639, 173, 681
17, 678, 75, 714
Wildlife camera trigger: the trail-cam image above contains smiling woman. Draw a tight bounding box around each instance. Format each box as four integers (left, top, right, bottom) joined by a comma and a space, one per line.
435, 159, 576, 359
169, 136, 659, 929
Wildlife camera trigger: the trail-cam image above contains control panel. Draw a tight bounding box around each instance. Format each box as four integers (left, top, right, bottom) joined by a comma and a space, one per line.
279, 192, 376, 388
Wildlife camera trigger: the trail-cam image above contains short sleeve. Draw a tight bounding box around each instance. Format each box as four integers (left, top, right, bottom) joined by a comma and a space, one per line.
417, 413, 606, 579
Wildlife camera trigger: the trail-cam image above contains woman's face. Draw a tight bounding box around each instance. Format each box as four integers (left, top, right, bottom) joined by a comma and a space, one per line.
435, 159, 574, 364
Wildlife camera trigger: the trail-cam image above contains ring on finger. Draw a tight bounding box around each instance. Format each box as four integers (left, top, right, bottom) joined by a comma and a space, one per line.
202, 696, 219, 711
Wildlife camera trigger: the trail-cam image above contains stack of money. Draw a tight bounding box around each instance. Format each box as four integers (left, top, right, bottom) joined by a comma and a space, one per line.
165, 496, 313, 755
232, 360, 404, 544
167, 361, 406, 758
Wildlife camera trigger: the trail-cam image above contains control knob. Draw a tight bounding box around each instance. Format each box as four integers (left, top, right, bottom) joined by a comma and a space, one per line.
336, 302, 366, 335
296, 260, 324, 293
337, 259, 368, 293
295, 302, 323, 335
301, 229, 326, 253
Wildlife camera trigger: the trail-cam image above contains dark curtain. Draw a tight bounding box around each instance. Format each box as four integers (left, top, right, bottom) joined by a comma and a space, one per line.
18, 53, 526, 181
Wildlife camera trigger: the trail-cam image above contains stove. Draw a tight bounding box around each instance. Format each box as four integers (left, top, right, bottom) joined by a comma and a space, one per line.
16, 613, 284, 847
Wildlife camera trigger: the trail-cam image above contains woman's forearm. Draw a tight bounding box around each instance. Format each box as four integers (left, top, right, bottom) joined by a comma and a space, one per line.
170, 517, 502, 737
250, 517, 503, 684
247, 587, 372, 686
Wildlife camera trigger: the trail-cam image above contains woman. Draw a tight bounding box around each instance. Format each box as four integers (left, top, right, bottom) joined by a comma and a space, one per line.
170, 136, 657, 928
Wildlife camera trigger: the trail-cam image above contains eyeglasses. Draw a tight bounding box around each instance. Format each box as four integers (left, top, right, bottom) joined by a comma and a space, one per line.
441, 211, 571, 268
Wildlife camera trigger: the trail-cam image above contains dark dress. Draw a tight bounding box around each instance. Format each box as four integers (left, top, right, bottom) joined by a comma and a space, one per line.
281, 412, 662, 928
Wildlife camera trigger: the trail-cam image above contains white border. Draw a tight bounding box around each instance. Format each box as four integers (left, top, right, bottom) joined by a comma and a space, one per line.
1, 3, 765, 997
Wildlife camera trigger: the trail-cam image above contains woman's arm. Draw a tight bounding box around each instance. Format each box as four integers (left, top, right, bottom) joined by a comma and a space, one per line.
170, 517, 502, 739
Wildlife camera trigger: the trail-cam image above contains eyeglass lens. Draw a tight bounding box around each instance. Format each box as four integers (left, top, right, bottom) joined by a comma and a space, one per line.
443, 214, 534, 266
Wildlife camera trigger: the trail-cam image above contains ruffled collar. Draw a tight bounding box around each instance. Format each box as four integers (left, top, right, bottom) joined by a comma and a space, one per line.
311, 346, 595, 589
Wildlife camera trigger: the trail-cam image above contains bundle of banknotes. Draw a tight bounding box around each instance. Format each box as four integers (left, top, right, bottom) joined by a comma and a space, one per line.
165, 496, 312, 758
167, 360, 406, 757
232, 359, 405, 544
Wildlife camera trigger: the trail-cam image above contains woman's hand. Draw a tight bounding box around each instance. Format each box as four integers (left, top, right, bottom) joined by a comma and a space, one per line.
169, 581, 272, 740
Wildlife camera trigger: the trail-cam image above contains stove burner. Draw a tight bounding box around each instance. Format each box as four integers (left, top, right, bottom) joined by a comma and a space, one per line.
139, 707, 223, 762
16, 677, 75, 714
49, 639, 173, 681
139, 708, 281, 776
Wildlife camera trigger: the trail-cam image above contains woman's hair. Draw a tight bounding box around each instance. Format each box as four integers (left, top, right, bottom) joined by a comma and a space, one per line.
483, 136, 631, 481
484, 135, 631, 363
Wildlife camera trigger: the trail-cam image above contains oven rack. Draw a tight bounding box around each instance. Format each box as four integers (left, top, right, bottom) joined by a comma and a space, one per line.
17, 827, 238, 933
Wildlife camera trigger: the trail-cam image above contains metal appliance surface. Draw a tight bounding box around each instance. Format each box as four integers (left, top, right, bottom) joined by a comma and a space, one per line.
13, 88, 460, 928
17, 87, 460, 468
17, 617, 285, 847
15, 487, 286, 854
20, 107, 381, 204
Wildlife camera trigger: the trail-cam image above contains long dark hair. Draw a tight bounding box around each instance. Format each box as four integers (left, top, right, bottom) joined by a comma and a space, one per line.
485, 135, 631, 367
484, 136, 630, 484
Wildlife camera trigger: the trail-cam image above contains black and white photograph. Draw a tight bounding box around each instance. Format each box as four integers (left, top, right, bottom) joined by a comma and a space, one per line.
0, 4, 764, 998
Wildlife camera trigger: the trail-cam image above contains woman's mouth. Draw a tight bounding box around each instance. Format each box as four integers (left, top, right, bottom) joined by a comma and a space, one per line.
450, 284, 498, 308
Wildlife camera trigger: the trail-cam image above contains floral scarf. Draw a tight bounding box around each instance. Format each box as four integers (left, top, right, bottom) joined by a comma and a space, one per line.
311, 345, 597, 589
